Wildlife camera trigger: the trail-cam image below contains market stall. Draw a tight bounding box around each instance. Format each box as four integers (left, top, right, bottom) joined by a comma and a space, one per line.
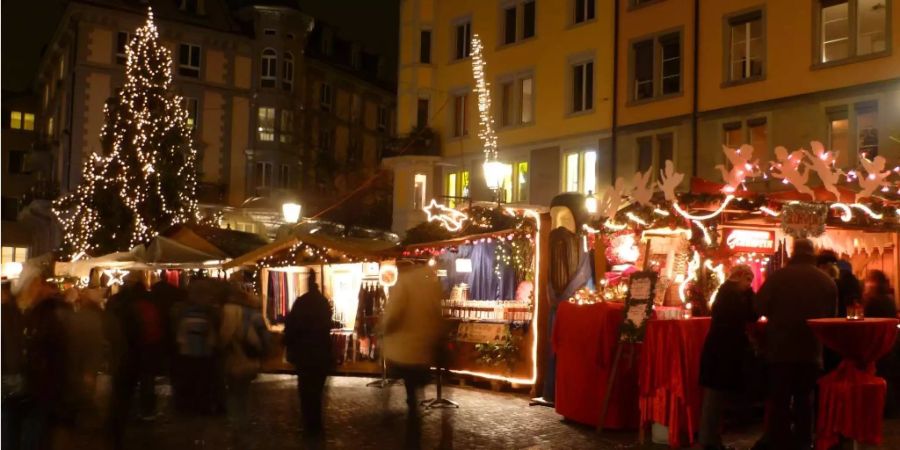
223, 225, 400, 374
400, 203, 548, 388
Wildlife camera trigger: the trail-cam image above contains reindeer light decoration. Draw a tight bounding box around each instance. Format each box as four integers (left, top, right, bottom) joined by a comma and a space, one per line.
598, 177, 627, 219
632, 169, 655, 207
658, 160, 684, 201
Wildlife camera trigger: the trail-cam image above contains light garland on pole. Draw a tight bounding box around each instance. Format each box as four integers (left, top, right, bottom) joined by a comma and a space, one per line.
53, 8, 200, 258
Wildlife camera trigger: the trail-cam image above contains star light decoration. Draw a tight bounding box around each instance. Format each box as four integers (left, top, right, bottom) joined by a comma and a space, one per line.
53, 8, 199, 258
423, 199, 468, 232
103, 269, 129, 287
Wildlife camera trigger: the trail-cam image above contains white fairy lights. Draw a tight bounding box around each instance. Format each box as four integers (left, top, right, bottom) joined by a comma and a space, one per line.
470, 34, 498, 162
53, 8, 199, 258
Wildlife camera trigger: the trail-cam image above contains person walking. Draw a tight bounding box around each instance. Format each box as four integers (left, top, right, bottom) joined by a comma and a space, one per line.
755, 239, 837, 450
698, 265, 757, 450
862, 270, 897, 319
172, 286, 217, 414
219, 279, 269, 447
381, 262, 445, 413
284, 270, 333, 438
134, 282, 165, 420
66, 288, 108, 430
104, 274, 145, 450
2, 281, 26, 449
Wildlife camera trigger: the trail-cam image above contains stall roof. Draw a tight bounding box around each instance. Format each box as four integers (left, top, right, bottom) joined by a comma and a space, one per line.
161, 224, 269, 258
224, 229, 401, 269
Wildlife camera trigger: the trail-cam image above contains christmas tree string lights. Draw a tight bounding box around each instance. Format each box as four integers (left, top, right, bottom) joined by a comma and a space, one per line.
53, 8, 199, 258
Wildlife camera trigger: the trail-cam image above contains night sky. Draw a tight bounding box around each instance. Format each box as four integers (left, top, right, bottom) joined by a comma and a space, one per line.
1, 0, 399, 92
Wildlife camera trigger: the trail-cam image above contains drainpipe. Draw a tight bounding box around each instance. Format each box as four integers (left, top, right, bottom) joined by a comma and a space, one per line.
691, 0, 700, 177
610, 0, 620, 182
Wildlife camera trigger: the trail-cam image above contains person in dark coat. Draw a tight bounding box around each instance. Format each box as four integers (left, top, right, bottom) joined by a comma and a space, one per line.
283, 270, 333, 438
862, 270, 897, 319
104, 275, 146, 449
699, 264, 757, 450
755, 239, 837, 450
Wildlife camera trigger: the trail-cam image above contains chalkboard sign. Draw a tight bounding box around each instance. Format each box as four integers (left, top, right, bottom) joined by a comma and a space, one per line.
619, 271, 658, 343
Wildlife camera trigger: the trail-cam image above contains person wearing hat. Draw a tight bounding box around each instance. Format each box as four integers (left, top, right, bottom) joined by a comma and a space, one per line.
755, 239, 837, 450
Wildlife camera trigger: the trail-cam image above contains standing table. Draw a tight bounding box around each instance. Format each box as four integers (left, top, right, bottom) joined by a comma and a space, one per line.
808, 318, 899, 450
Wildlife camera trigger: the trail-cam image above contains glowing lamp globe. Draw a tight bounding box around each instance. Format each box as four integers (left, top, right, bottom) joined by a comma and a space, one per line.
483, 160, 511, 191
282, 202, 302, 224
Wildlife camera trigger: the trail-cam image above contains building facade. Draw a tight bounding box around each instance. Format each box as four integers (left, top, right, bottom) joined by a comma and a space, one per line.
22, 0, 396, 252
393, 0, 616, 232
395, 0, 899, 233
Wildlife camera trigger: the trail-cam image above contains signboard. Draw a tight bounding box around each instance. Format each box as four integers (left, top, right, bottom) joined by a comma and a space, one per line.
781, 202, 827, 238
457, 322, 508, 343
619, 271, 658, 343
723, 228, 776, 254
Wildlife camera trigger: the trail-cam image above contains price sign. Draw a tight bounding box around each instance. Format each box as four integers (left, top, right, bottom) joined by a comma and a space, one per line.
619, 271, 658, 343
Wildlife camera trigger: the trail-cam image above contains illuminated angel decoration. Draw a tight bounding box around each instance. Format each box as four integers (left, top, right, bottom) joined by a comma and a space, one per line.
770, 146, 814, 199
803, 141, 843, 200
658, 160, 684, 201
632, 169, 655, 207
856, 154, 892, 201
716, 145, 761, 194
597, 177, 627, 219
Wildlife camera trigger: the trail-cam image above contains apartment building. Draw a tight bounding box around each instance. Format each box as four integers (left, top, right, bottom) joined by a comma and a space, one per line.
25, 0, 396, 251
393, 0, 615, 232
615, 0, 900, 183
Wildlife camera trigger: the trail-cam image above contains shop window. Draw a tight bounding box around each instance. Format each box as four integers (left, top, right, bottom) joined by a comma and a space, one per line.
515, 161, 529, 202
178, 43, 201, 78
280, 110, 294, 144
116, 31, 130, 65
261, 48, 277, 88
563, 150, 596, 194
257, 107, 275, 141
727, 11, 764, 82
420, 30, 432, 63
571, 60, 594, 113
451, 93, 468, 137
856, 103, 878, 159
0, 246, 28, 263
455, 20, 472, 60
721, 118, 767, 160
255, 162, 273, 188
416, 98, 429, 128
828, 108, 850, 167
282, 52, 294, 91
574, 0, 595, 24
320, 83, 333, 112
637, 132, 675, 176
817, 0, 888, 64
183, 98, 198, 130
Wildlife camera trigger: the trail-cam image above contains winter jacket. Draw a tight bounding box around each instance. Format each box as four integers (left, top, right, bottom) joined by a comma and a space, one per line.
382, 264, 445, 367
284, 287, 333, 371
755, 255, 837, 366
699, 280, 756, 391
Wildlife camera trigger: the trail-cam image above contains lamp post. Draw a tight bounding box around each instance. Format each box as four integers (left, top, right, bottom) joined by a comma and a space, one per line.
282, 202, 302, 224
483, 160, 511, 204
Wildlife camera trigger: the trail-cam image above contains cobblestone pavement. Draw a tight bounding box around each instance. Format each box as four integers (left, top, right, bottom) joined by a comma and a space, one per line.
71, 374, 900, 450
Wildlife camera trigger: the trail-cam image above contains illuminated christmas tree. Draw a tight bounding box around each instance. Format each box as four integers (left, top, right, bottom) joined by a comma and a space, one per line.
54, 9, 199, 257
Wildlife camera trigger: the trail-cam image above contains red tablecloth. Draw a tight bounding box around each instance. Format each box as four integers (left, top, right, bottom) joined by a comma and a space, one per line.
808, 318, 899, 450
553, 301, 640, 429
639, 317, 711, 448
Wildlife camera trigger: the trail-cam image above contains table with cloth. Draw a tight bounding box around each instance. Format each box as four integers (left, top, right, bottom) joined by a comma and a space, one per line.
552, 301, 640, 429
639, 317, 711, 448
808, 318, 899, 450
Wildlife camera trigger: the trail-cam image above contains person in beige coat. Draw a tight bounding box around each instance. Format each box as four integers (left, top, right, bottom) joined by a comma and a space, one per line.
382, 263, 445, 411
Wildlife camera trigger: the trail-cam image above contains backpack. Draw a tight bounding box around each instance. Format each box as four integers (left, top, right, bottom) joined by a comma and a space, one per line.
176, 304, 214, 357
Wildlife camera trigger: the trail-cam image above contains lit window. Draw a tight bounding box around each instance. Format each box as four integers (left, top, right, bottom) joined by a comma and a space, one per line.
828, 108, 850, 167
856, 103, 878, 159
1, 246, 28, 263
320, 83, 333, 111
47, 117, 54, 137
728, 12, 764, 81
564, 151, 597, 194
183, 98, 199, 130
116, 32, 130, 65
818, 0, 888, 63
515, 161, 529, 202
23, 113, 35, 131
452, 93, 468, 137
454, 20, 472, 60
446, 172, 458, 207
414, 173, 427, 209
283, 52, 294, 91
257, 107, 275, 141
574, 0, 595, 24
178, 43, 201, 77
499, 74, 534, 126
572, 60, 594, 112
280, 110, 294, 144
261, 48, 277, 88
10, 111, 22, 129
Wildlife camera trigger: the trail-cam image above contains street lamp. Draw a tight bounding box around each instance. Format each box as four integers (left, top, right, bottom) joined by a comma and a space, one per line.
483, 160, 511, 203
585, 190, 598, 215
282, 202, 302, 224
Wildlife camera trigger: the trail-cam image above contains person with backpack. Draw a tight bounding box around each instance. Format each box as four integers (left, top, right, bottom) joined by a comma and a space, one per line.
219, 281, 269, 447
172, 293, 217, 414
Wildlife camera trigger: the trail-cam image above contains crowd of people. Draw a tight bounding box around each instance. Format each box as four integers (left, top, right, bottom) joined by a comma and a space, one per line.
1, 269, 270, 450
698, 239, 899, 450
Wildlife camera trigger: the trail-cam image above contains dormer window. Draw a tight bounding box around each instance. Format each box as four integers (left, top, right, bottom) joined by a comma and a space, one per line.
261, 48, 277, 88
321, 28, 333, 56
